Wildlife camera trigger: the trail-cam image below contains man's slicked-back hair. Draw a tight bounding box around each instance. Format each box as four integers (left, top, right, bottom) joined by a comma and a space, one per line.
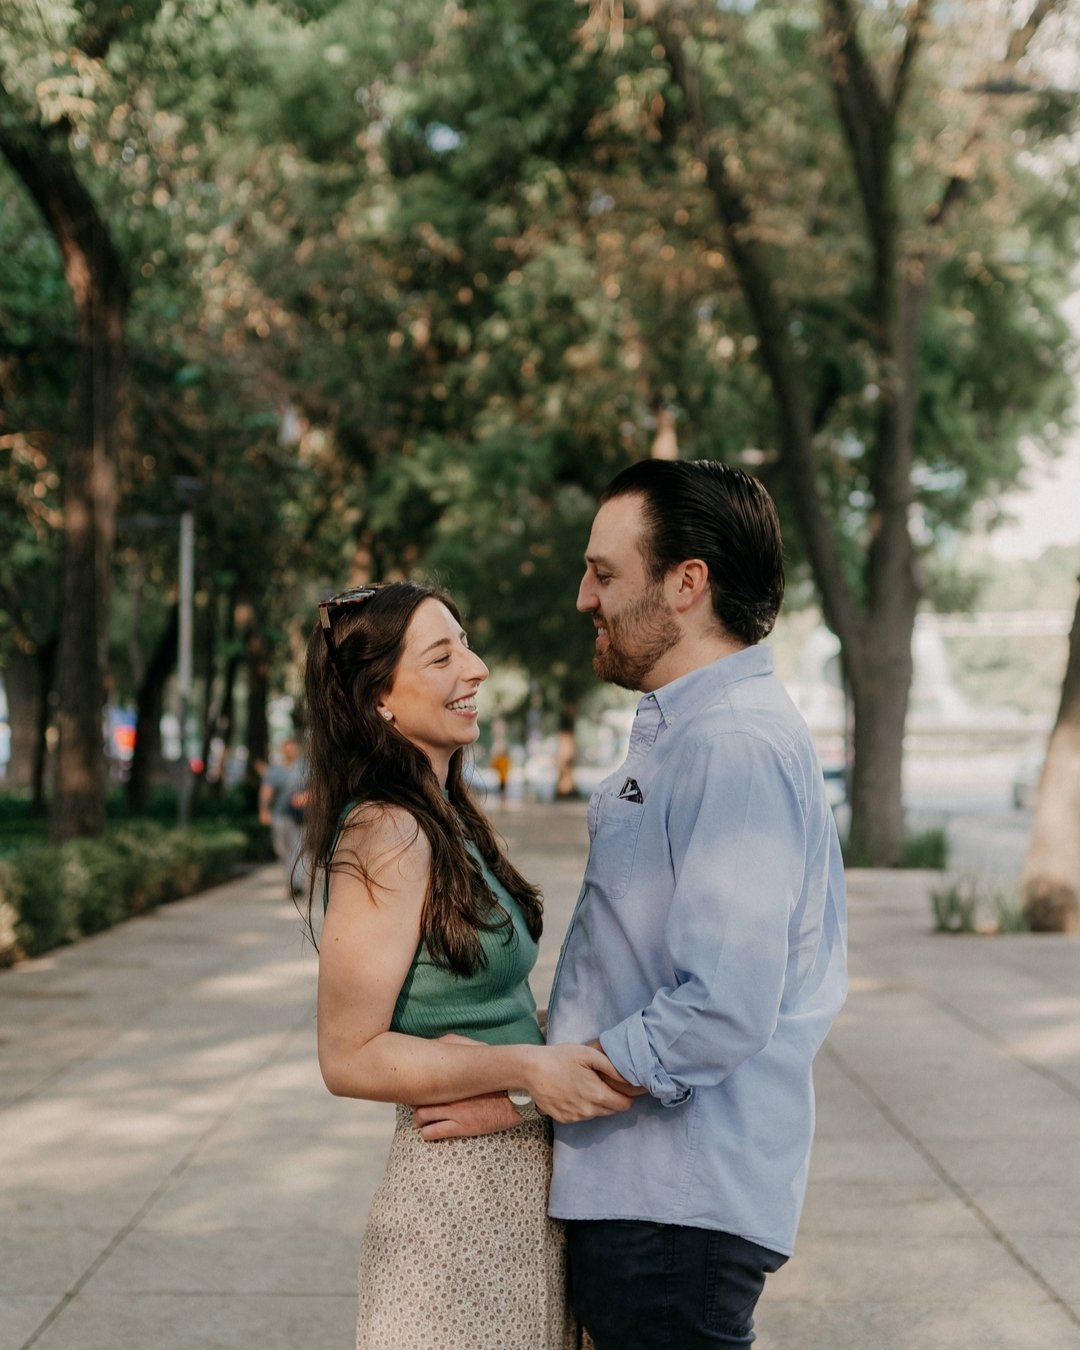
600, 459, 785, 645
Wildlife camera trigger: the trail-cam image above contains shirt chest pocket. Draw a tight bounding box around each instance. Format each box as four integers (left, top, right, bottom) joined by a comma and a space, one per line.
584, 793, 646, 903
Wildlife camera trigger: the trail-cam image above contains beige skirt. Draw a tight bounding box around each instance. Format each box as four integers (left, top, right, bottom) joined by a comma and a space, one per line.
356, 1104, 582, 1350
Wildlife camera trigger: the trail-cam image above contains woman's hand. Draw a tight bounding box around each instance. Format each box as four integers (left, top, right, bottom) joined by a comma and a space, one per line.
413, 1036, 638, 1137
521, 1043, 636, 1123
586, 1038, 649, 1097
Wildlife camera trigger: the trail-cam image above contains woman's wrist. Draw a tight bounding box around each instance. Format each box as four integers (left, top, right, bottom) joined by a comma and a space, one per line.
505, 1042, 540, 1097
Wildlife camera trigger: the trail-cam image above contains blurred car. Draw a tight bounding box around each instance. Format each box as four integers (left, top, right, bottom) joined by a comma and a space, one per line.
1011, 754, 1044, 810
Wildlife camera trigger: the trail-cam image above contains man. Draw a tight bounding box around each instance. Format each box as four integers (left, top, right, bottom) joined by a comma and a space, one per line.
416, 459, 846, 1347
544, 458, 847, 1347
258, 736, 308, 899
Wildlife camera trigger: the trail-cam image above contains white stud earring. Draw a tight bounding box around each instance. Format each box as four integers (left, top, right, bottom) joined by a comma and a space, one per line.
379, 708, 394, 723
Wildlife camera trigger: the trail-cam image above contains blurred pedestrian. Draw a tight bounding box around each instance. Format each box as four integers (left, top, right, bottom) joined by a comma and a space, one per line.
258, 736, 307, 899
490, 746, 512, 796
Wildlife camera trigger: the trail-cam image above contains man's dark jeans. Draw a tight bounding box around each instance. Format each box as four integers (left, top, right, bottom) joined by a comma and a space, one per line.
566, 1219, 788, 1348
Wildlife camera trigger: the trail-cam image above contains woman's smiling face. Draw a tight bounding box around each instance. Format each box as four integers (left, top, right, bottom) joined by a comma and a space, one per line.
377, 598, 489, 782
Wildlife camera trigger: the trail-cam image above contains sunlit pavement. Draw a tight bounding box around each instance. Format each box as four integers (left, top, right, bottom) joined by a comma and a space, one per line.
1, 800, 1077, 1349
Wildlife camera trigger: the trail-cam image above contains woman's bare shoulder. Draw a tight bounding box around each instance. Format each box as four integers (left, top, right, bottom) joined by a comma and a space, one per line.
335, 802, 432, 877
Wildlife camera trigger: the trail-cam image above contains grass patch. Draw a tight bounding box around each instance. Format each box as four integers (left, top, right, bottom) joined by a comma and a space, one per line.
931, 876, 979, 933
901, 827, 948, 870
843, 825, 949, 870
930, 874, 1031, 936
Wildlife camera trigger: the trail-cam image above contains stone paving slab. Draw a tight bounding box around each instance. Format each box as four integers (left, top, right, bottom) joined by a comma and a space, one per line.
1, 801, 1078, 1349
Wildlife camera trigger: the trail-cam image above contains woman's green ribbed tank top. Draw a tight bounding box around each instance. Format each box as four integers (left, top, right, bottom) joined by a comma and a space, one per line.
326, 813, 543, 1048
390, 841, 543, 1046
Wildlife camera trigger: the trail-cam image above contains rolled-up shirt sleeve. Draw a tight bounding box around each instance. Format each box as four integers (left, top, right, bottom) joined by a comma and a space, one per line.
599, 730, 805, 1104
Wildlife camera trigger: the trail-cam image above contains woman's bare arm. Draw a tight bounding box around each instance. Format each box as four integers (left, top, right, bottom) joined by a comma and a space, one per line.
317, 808, 630, 1122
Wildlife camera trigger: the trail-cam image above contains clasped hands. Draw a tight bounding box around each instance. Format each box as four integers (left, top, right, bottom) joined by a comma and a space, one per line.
413, 1036, 646, 1142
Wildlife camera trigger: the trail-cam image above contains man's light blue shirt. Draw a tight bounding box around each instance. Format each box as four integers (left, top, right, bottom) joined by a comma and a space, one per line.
547, 645, 847, 1255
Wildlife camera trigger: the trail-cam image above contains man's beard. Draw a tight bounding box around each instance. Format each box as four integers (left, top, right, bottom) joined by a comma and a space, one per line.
593, 584, 680, 690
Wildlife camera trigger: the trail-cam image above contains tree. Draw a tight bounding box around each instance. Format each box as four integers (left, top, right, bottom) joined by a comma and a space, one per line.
6, 0, 1069, 847
0, 169, 70, 804
216, 0, 1076, 838
1021, 567, 1080, 932
593, 0, 1078, 862
0, 1, 338, 822
0, 6, 151, 838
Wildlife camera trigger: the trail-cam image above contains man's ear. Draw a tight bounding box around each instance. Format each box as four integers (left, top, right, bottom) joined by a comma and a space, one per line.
669, 559, 710, 613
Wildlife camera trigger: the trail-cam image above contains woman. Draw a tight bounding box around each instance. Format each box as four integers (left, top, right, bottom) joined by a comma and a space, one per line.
303, 581, 627, 1349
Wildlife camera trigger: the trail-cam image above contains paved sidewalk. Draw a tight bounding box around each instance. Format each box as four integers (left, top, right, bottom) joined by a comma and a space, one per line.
1, 801, 1078, 1349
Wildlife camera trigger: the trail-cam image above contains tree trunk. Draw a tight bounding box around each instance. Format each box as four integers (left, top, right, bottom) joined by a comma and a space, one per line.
649, 2, 920, 863
3, 647, 45, 794
190, 590, 217, 807
206, 652, 239, 799
127, 606, 179, 813
32, 640, 56, 815
554, 670, 590, 800
554, 699, 578, 800
244, 625, 271, 808
845, 621, 915, 866
51, 336, 120, 841
1020, 576, 1080, 933
0, 93, 130, 844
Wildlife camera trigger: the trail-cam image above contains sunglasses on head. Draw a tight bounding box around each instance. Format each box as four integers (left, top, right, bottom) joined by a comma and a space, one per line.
318, 584, 389, 687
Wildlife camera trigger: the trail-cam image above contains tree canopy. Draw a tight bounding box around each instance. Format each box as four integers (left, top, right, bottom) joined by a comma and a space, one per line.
0, 0, 1076, 857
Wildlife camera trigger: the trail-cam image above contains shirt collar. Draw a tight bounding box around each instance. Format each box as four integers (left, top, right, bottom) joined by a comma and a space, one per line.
643, 644, 774, 727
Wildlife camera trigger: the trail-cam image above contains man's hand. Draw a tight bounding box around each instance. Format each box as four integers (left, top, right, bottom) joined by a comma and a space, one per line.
413, 1034, 521, 1140
413, 1092, 521, 1141
587, 1038, 648, 1097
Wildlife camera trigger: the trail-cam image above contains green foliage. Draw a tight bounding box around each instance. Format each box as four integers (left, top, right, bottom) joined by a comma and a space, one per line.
901, 827, 949, 870
931, 876, 979, 934
2, 0, 1078, 830
931, 874, 1032, 936
3, 847, 82, 953
0, 164, 69, 665
1, 821, 249, 960
993, 894, 1031, 935
845, 825, 948, 870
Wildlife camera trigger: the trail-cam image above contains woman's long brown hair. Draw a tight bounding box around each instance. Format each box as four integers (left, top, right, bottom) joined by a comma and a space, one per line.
301, 581, 542, 975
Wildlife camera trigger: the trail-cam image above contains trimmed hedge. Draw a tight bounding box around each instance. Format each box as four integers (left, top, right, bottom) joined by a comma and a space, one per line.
0, 822, 249, 966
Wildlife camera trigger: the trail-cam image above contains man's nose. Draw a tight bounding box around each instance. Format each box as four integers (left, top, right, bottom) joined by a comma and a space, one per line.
576, 575, 597, 612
